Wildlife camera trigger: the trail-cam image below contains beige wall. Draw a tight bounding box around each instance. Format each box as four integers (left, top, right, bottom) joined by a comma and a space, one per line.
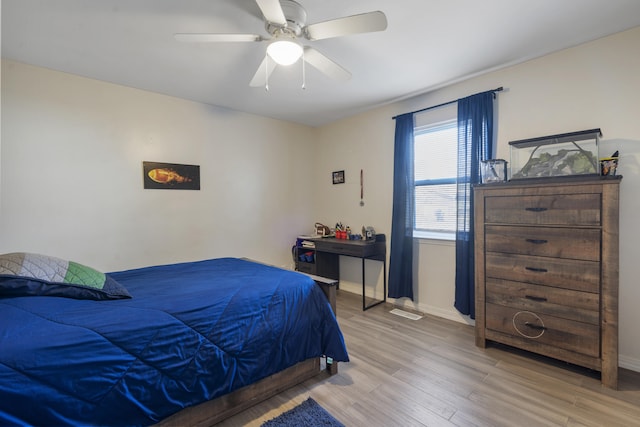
0, 60, 317, 272
314, 26, 640, 370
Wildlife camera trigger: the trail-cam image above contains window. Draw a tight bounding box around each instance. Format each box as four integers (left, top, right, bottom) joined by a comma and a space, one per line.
414, 108, 458, 240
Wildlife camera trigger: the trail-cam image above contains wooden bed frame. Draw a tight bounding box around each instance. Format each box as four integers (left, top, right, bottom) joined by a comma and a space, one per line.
155, 274, 339, 426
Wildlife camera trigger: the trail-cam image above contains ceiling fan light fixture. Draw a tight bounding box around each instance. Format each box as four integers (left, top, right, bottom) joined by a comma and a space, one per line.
267, 38, 303, 66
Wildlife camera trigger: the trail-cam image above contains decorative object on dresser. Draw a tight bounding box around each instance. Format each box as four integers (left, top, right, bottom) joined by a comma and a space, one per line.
480, 159, 508, 183
508, 129, 601, 180
474, 176, 622, 388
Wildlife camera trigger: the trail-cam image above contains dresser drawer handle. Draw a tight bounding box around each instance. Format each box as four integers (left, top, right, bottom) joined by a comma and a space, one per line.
525, 295, 548, 302
525, 239, 548, 244
525, 267, 548, 273
525, 207, 548, 212
524, 322, 547, 331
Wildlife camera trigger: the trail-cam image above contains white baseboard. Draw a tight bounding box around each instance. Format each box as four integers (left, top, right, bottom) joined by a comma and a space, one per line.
619, 355, 640, 373
389, 298, 474, 327
338, 282, 361, 296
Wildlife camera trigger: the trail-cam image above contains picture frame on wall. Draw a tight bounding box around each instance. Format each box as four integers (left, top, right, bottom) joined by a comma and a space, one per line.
143, 161, 200, 190
332, 170, 345, 184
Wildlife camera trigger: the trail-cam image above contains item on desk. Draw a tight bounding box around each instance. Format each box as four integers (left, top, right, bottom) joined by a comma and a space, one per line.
296, 236, 316, 248
341, 225, 353, 239
314, 223, 331, 237
362, 226, 376, 241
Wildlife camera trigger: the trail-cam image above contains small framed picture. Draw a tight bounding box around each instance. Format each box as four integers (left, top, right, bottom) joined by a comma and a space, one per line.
143, 161, 201, 190
332, 170, 345, 184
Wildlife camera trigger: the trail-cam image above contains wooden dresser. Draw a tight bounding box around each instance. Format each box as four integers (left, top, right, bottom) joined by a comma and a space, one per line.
474, 176, 621, 388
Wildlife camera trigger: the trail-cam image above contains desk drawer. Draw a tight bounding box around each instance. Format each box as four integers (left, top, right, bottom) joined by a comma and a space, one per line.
485, 225, 600, 261
485, 194, 601, 225
315, 242, 364, 257
314, 240, 383, 257
485, 252, 600, 293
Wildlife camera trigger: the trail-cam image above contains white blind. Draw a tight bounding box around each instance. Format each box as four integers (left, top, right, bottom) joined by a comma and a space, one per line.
413, 104, 457, 234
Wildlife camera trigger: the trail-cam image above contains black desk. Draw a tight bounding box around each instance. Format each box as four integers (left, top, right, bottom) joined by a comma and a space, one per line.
309, 235, 386, 310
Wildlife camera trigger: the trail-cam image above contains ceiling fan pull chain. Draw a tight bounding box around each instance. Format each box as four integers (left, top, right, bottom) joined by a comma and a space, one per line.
301, 50, 306, 90
265, 53, 270, 92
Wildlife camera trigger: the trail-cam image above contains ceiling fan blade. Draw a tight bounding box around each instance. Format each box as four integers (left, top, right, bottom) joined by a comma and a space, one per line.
303, 47, 351, 81
250, 56, 277, 87
305, 11, 387, 41
174, 33, 263, 43
256, 0, 287, 25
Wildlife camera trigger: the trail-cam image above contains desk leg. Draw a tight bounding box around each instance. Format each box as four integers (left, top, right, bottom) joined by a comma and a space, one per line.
362, 257, 366, 311
383, 258, 387, 303
362, 257, 387, 311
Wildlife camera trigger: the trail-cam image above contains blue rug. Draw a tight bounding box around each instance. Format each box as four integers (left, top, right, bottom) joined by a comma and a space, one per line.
261, 397, 344, 427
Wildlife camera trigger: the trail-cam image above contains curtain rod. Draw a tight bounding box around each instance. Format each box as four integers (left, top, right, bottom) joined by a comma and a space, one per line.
392, 87, 503, 120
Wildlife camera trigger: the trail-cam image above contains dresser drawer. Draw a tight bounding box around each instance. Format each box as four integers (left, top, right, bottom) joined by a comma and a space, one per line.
485, 194, 601, 225
486, 278, 599, 325
486, 252, 600, 293
485, 225, 600, 261
485, 303, 600, 357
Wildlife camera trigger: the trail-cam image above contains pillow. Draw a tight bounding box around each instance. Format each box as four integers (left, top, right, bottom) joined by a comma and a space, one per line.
0, 252, 131, 300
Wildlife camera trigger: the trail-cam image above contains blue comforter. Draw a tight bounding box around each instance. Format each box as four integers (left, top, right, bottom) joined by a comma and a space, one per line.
0, 258, 348, 426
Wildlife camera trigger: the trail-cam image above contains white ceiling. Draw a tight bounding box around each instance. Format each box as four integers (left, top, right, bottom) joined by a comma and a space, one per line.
3, 0, 640, 127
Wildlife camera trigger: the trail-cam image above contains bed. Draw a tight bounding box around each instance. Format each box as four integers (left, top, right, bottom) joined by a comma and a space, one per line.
0, 254, 348, 426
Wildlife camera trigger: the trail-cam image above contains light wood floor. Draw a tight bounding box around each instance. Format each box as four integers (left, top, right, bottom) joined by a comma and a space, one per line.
218, 290, 640, 426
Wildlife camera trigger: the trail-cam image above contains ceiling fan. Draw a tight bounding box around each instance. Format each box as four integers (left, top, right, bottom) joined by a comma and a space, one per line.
175, 0, 387, 88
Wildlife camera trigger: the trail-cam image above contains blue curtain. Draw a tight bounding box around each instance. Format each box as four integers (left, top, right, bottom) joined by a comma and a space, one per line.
454, 91, 495, 318
388, 112, 415, 300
